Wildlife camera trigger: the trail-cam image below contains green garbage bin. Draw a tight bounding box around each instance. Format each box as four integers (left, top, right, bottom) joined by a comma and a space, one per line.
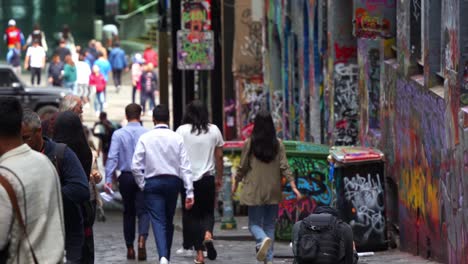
330, 146, 387, 251
222, 140, 332, 240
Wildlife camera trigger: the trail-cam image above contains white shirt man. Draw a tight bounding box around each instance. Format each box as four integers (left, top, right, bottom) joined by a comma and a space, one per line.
25, 42, 46, 68
131, 104, 193, 264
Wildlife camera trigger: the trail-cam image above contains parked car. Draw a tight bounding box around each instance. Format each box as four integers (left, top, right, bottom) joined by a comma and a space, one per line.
0, 65, 69, 119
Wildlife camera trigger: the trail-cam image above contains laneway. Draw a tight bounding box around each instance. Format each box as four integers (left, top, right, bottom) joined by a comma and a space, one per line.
95, 211, 441, 264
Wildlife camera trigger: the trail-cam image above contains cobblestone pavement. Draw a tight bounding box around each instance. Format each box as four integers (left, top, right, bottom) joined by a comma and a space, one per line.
94, 211, 441, 264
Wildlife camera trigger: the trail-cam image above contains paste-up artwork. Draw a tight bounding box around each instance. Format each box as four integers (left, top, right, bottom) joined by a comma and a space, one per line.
177, 30, 214, 70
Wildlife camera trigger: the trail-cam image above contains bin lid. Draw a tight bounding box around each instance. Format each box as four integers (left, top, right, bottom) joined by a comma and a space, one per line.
330, 146, 384, 163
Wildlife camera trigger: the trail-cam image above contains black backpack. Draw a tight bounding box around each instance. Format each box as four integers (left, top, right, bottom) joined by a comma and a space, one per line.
294, 213, 341, 264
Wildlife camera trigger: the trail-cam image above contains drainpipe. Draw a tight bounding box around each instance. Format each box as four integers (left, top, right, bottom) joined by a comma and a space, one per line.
221, 157, 237, 230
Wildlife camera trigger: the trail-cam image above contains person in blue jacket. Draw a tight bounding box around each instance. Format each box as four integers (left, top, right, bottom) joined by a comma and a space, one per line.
109, 42, 127, 94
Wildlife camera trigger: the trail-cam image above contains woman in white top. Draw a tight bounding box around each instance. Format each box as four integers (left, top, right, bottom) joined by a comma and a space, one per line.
176, 100, 224, 264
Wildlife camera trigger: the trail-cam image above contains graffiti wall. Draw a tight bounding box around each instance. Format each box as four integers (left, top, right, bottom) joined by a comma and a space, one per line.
337, 162, 386, 250
237, 78, 265, 139
277, 156, 332, 240
232, 0, 263, 78
333, 62, 359, 146
223, 141, 331, 241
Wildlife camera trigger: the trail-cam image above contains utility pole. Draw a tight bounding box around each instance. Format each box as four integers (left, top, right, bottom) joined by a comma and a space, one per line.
158, 0, 169, 106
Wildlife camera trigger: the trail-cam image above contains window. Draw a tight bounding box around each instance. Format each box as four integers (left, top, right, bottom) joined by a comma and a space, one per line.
0, 70, 16, 88
410, 0, 422, 68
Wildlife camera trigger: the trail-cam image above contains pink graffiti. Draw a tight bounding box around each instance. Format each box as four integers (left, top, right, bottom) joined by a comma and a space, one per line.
335, 43, 357, 63
362, 0, 396, 12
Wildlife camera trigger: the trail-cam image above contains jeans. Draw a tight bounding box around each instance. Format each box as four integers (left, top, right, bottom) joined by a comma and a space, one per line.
132, 85, 139, 104
248, 204, 279, 262
94, 92, 105, 113
30, 67, 41, 85
144, 176, 182, 261
118, 172, 150, 247
140, 90, 156, 113
182, 176, 215, 251
65, 81, 75, 92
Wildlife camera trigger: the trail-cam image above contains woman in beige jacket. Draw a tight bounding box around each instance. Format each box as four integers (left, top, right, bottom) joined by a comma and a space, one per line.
233, 110, 301, 264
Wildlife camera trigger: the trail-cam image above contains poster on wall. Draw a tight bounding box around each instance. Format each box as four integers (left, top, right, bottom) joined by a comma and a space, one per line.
105, 0, 120, 16
353, 0, 396, 39
177, 30, 214, 70
181, 0, 212, 31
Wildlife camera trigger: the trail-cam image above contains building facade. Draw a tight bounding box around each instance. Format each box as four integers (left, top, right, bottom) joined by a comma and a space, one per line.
229, 0, 468, 262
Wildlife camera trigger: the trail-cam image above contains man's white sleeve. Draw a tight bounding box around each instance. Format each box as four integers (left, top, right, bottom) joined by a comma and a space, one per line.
131, 138, 146, 190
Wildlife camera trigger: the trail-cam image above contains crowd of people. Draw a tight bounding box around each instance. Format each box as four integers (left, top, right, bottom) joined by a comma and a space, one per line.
0, 19, 357, 264
4, 19, 160, 117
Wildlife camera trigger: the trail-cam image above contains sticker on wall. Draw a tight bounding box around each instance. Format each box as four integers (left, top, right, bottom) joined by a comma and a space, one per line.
177, 30, 214, 70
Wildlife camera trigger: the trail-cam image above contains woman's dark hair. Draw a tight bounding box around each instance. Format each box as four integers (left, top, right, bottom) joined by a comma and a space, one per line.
182, 100, 209, 135
53, 111, 92, 178
250, 109, 278, 163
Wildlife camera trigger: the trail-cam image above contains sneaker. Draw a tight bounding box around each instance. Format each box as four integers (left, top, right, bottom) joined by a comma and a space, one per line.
256, 237, 272, 262
175, 247, 194, 256
160, 257, 169, 264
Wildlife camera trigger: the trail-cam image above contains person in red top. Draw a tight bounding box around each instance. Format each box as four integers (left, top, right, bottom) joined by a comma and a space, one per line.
89, 65, 107, 116
143, 45, 158, 68
4, 19, 24, 50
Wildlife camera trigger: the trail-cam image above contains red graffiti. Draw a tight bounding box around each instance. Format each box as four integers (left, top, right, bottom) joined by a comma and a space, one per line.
334, 43, 357, 63
362, 0, 396, 12
355, 8, 392, 38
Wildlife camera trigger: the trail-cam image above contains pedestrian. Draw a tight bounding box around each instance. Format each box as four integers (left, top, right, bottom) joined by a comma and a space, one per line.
92, 112, 115, 165
176, 100, 225, 263
89, 64, 107, 117
105, 103, 150, 261
94, 51, 112, 105
95, 41, 108, 59
232, 109, 302, 264
63, 54, 77, 91
86, 39, 98, 64
48, 54, 64, 87
21, 109, 90, 263
143, 44, 158, 68
292, 206, 358, 264
76, 52, 92, 107
4, 19, 24, 50
0, 97, 65, 263
6, 42, 21, 75
140, 63, 158, 115
55, 38, 72, 62
109, 42, 127, 93
131, 53, 145, 104
58, 24, 76, 55
132, 104, 195, 264
24, 23, 48, 52
24, 39, 46, 86
103, 24, 119, 49
53, 111, 97, 264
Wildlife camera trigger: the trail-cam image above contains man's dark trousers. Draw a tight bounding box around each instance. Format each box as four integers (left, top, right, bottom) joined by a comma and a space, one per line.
118, 171, 150, 247
144, 175, 182, 261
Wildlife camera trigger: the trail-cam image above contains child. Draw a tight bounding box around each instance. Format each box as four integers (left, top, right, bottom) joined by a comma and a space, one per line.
131, 53, 145, 104
89, 65, 106, 116
139, 62, 158, 115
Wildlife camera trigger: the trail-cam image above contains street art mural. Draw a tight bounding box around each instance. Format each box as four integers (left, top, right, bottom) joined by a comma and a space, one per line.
181, 0, 211, 31
277, 156, 333, 240
223, 141, 331, 241
333, 63, 359, 146
355, 2, 395, 39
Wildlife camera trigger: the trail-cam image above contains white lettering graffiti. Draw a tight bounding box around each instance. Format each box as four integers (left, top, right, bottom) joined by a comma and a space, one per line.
344, 173, 385, 241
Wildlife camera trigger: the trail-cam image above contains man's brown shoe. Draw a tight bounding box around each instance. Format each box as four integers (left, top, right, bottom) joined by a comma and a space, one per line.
138, 236, 147, 261
127, 246, 136, 260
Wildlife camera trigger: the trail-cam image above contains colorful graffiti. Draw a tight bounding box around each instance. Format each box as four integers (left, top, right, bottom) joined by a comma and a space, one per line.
238, 78, 265, 139
355, 8, 393, 38
463, 62, 468, 105
276, 156, 332, 240
333, 63, 359, 146
181, 0, 211, 31
176, 30, 214, 70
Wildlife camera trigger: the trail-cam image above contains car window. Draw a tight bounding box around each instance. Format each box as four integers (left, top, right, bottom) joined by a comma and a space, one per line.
0, 70, 17, 88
